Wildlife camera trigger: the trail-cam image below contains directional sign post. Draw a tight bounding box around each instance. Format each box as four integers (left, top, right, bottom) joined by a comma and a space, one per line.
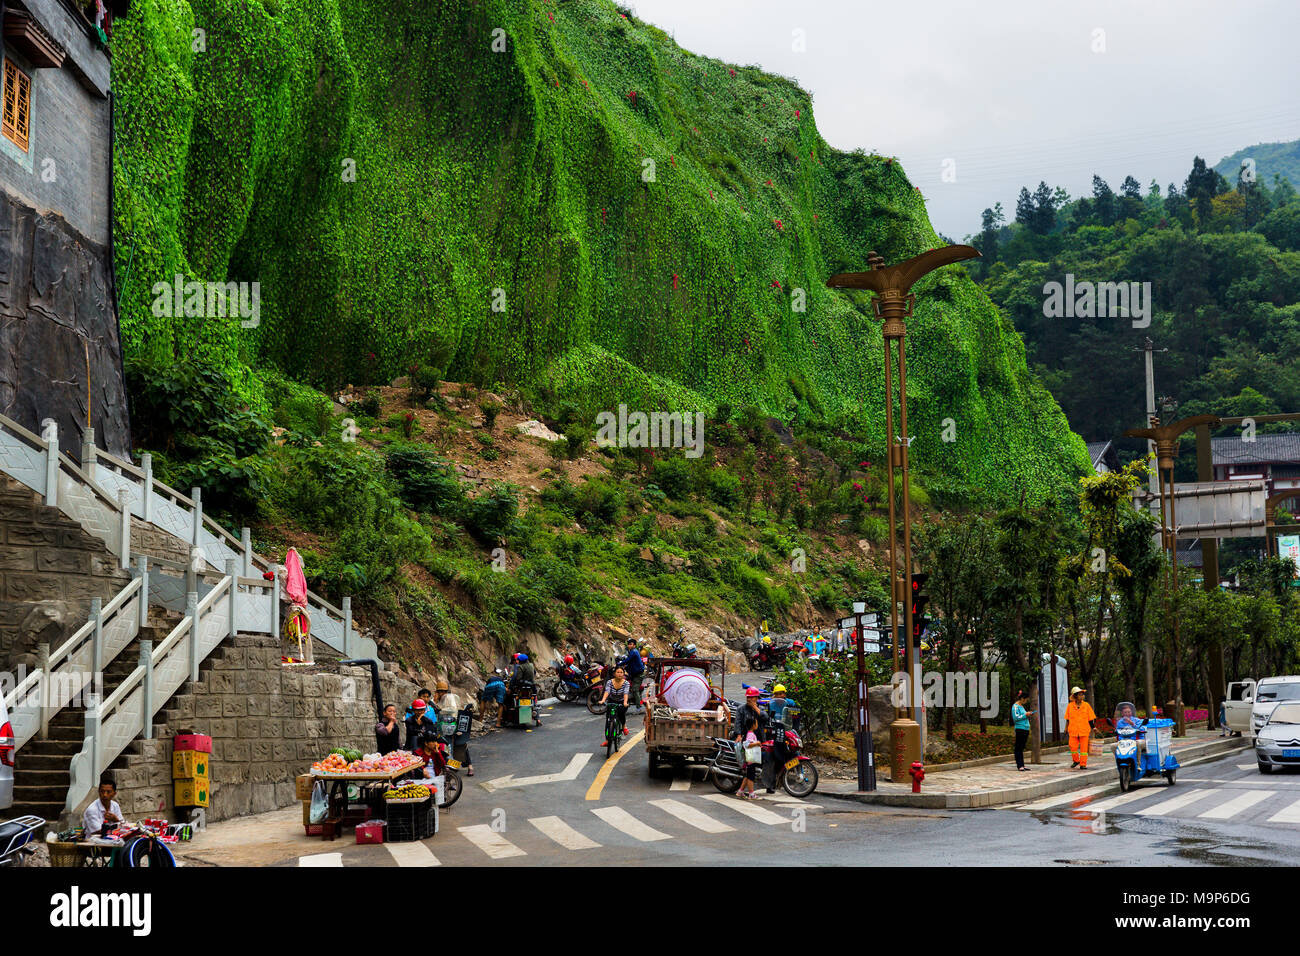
849, 602, 876, 791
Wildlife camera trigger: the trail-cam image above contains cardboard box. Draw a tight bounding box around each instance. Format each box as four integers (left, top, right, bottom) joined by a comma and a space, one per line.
172, 751, 210, 780
174, 777, 210, 808
355, 821, 385, 845
173, 733, 212, 754
302, 800, 312, 825
295, 775, 314, 801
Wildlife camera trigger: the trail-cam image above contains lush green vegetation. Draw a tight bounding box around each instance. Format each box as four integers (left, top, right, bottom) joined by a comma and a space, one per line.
966, 152, 1300, 482
112, 0, 1088, 506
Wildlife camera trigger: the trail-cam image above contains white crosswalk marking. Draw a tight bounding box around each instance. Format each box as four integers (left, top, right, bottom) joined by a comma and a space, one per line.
1198, 790, 1275, 820
669, 776, 692, 791
649, 798, 735, 833
529, 816, 602, 850
1073, 789, 1154, 814
385, 841, 440, 866
1135, 789, 1211, 816
459, 824, 527, 859
700, 793, 789, 825
1019, 784, 1116, 811
1266, 797, 1300, 824
592, 806, 672, 841
299, 852, 342, 867
1236, 764, 1256, 771
758, 793, 823, 809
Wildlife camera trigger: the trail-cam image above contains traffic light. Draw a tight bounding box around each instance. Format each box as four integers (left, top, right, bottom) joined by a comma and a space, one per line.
910, 573, 930, 648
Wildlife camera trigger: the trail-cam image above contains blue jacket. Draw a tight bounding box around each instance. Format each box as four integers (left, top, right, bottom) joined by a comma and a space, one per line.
620, 650, 645, 676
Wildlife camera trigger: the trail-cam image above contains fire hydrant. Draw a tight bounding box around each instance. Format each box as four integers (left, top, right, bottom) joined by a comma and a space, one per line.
909, 761, 925, 793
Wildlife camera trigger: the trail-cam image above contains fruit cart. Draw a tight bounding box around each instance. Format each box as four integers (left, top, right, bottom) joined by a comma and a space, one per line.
306, 751, 426, 839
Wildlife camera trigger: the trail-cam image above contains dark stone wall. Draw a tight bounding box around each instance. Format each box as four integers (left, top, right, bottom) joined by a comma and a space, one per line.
0, 475, 130, 666
0, 189, 130, 457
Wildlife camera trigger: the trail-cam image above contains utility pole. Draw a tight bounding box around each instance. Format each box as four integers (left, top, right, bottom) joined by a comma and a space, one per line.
1132, 338, 1165, 720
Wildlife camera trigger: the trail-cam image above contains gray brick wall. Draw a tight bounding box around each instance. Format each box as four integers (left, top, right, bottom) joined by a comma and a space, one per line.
0, 474, 131, 662
0, 46, 111, 246
112, 634, 421, 823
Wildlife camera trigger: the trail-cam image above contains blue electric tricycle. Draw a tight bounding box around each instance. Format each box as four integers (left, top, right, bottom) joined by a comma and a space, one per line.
1113, 701, 1179, 791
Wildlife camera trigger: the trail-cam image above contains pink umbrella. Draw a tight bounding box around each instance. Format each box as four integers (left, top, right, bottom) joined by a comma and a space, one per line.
284, 547, 308, 607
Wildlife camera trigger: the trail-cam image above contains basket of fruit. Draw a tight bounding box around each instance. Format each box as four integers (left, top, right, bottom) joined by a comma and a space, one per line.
383, 783, 434, 804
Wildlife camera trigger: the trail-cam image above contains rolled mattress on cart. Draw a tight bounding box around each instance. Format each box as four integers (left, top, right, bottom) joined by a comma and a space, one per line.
660, 668, 711, 710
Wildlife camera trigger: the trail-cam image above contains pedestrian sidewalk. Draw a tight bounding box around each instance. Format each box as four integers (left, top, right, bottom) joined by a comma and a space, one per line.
822, 727, 1251, 809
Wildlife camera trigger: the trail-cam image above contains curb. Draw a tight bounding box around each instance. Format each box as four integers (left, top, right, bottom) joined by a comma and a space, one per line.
819, 736, 1250, 810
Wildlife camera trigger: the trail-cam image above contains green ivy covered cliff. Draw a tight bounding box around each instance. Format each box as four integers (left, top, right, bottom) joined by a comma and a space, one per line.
111, 0, 1089, 501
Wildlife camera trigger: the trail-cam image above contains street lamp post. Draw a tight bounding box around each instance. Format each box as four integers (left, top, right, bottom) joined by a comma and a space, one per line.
1125, 413, 1220, 738
828, 244, 980, 778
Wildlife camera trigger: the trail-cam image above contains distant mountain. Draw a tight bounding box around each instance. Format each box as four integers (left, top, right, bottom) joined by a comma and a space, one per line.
1215, 140, 1300, 189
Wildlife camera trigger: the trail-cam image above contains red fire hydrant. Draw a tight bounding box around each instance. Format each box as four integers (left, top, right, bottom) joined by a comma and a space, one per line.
909, 761, 925, 793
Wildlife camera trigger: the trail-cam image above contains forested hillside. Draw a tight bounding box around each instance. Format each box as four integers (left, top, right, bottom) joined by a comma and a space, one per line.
966, 155, 1300, 477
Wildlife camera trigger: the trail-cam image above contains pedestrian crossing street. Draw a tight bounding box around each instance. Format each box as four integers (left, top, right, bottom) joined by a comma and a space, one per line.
296, 790, 823, 866
1018, 763, 1300, 827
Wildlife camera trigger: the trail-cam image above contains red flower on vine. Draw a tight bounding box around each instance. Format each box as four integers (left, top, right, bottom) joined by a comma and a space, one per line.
728, 68, 736, 76
628, 90, 637, 103
852, 483, 862, 491
773, 218, 783, 230
795, 108, 801, 118
859, 461, 870, 469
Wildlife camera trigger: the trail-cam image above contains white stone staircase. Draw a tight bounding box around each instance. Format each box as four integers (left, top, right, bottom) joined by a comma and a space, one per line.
0, 412, 375, 818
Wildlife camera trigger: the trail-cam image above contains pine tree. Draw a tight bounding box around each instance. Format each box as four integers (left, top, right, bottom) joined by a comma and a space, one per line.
1092, 175, 1115, 226
1032, 181, 1057, 233
1015, 187, 1035, 228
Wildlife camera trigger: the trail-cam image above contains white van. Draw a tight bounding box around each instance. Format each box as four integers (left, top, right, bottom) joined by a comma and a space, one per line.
1252, 676, 1300, 735
0, 693, 13, 810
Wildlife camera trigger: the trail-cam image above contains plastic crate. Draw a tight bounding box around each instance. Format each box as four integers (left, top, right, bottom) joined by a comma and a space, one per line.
356, 821, 386, 845
385, 798, 435, 842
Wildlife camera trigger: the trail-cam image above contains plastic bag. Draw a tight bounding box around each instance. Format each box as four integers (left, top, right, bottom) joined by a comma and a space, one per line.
744, 744, 763, 764
308, 781, 328, 824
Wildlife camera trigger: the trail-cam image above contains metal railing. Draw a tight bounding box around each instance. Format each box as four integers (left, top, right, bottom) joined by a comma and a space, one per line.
64, 567, 241, 816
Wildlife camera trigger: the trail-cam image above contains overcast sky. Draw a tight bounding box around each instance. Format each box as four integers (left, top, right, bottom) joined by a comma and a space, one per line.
626, 0, 1300, 238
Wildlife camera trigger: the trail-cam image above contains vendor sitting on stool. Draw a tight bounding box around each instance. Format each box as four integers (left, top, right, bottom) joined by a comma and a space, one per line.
82, 776, 123, 837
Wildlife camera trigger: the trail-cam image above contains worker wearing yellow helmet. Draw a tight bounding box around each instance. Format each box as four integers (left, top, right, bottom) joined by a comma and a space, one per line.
765, 683, 797, 726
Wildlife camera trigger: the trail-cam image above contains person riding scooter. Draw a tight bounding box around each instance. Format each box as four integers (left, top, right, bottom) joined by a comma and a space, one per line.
506, 653, 541, 726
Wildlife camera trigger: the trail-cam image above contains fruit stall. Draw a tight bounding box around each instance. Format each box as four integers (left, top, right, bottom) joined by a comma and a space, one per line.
300, 748, 440, 843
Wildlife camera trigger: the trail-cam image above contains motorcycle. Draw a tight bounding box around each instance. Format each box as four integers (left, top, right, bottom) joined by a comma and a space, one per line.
416, 735, 464, 809
0, 815, 44, 867
704, 725, 818, 797
502, 679, 541, 728
551, 660, 599, 703
1113, 701, 1179, 791
747, 640, 788, 670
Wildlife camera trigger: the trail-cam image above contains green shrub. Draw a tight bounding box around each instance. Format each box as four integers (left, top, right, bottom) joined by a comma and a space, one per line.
651, 456, 692, 498
573, 477, 624, 528
385, 446, 465, 516
704, 468, 741, 509
480, 399, 502, 430
463, 482, 520, 543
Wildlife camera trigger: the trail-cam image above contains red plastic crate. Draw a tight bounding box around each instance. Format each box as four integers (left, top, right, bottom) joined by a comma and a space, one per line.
356, 821, 386, 845
304, 823, 325, 837
173, 733, 212, 753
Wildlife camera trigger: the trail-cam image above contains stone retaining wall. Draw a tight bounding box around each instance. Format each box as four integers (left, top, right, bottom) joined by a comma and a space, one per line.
0, 474, 131, 663
110, 633, 420, 823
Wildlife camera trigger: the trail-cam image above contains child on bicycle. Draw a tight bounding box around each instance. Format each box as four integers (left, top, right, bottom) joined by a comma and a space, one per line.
599, 666, 632, 741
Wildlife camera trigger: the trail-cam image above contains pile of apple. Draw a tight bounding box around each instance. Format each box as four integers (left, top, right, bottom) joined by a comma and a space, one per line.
311, 749, 423, 774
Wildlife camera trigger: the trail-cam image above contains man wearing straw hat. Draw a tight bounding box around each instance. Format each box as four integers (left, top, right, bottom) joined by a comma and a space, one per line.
1064, 686, 1097, 770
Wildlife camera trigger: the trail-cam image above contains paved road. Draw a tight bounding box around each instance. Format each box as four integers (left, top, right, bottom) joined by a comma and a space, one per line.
280, 702, 1300, 868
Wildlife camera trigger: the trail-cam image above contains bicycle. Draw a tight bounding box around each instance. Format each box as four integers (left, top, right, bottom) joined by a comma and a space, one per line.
604, 704, 626, 758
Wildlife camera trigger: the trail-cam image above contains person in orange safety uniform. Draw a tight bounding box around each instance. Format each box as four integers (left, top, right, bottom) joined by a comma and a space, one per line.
1065, 686, 1096, 769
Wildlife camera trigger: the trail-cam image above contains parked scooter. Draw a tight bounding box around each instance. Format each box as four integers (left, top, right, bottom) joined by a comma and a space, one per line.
551, 656, 599, 703
1113, 701, 1179, 791
748, 639, 788, 670
502, 680, 541, 728
0, 815, 44, 867
704, 725, 818, 797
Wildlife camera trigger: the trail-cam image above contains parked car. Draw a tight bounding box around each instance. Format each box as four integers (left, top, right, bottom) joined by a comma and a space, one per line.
1252, 676, 1300, 735
0, 693, 13, 811
1223, 679, 1256, 735
1255, 701, 1300, 773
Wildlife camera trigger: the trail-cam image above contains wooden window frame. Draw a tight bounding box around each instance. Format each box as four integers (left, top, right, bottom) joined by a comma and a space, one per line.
2, 58, 31, 152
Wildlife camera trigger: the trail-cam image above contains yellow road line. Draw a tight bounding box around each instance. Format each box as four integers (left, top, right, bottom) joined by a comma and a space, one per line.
585, 730, 645, 801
